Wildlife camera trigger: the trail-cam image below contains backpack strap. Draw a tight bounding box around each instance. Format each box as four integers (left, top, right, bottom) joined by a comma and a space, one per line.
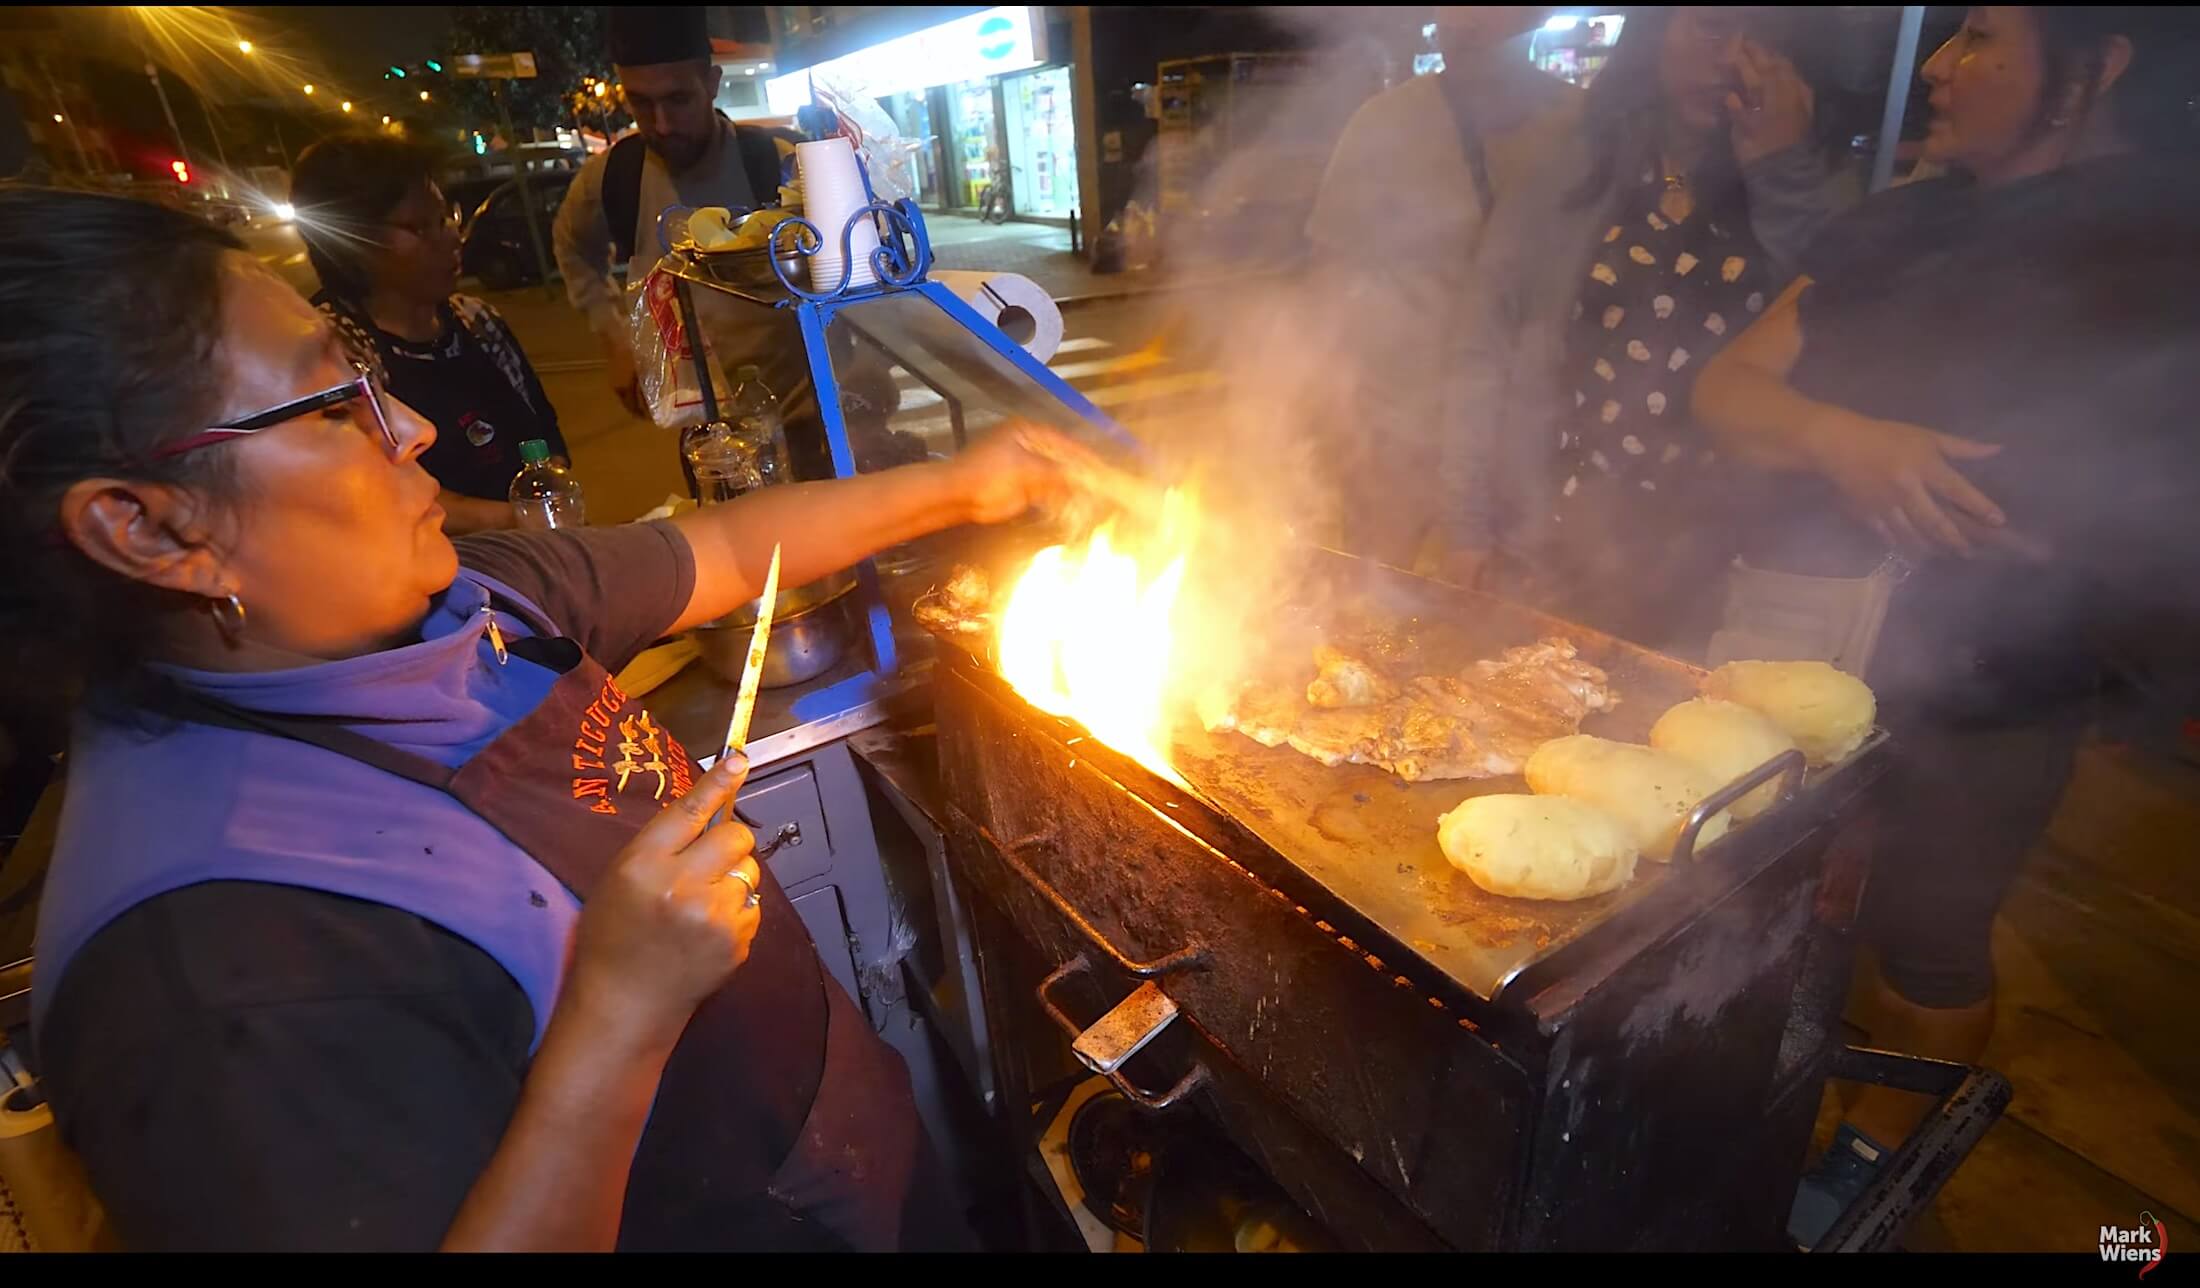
1434, 70, 1496, 218
603, 132, 650, 264
606, 118, 811, 264
735, 121, 805, 203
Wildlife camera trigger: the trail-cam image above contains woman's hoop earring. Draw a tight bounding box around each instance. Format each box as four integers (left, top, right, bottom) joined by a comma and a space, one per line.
210, 593, 248, 642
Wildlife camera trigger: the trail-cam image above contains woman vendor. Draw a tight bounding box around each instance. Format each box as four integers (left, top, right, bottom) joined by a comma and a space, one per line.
2, 185, 1096, 1251
1691, 6, 2200, 1246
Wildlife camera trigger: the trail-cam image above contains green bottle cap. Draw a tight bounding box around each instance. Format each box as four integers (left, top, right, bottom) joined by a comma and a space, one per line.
519, 439, 550, 463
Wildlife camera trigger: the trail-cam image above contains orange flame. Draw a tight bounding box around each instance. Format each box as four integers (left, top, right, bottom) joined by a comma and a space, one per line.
997, 492, 1198, 784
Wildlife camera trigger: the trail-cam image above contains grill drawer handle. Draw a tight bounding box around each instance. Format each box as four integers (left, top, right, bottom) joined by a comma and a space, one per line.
993, 826, 1208, 978
1038, 955, 1209, 1112
1671, 749, 1808, 865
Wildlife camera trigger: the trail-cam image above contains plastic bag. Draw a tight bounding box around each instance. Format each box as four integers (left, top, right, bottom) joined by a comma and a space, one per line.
808, 67, 930, 206
628, 265, 732, 433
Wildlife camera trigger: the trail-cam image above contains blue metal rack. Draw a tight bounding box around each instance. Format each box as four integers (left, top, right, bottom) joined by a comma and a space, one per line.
657, 165, 1139, 759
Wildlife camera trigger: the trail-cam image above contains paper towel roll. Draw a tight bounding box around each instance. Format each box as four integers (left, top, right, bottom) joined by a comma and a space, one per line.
931, 270, 1064, 365
797, 138, 881, 291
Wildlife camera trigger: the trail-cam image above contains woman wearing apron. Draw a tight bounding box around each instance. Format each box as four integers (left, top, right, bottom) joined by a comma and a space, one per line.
3, 186, 1093, 1251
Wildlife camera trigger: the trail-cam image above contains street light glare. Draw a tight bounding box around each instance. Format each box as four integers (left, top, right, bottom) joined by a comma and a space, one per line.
238, 40, 253, 54
419, 90, 430, 101
593, 81, 609, 98
52, 114, 64, 124
341, 100, 353, 112
302, 83, 315, 95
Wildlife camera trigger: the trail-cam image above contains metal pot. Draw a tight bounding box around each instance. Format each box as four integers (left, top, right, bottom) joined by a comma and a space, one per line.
693, 572, 858, 690
728, 568, 856, 628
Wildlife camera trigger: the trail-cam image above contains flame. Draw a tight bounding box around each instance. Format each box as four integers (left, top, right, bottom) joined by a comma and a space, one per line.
997, 493, 1197, 784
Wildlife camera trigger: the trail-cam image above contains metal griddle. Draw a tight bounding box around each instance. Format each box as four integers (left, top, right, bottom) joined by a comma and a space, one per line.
964, 544, 1885, 1005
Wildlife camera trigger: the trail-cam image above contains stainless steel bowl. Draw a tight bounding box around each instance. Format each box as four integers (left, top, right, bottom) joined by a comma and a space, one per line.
693, 572, 859, 690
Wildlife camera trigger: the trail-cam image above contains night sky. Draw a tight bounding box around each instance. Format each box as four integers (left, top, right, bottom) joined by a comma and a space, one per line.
243, 5, 455, 72
239, 4, 455, 113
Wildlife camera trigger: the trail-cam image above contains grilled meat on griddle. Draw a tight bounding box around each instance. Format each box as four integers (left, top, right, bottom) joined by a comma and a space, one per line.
1306, 644, 1399, 708
1203, 638, 1618, 782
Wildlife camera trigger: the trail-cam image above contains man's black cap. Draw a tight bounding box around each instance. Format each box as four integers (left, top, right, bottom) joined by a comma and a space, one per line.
608, 6, 711, 67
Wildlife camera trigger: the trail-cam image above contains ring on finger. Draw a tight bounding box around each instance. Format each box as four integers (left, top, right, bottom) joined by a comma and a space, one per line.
725, 869, 761, 910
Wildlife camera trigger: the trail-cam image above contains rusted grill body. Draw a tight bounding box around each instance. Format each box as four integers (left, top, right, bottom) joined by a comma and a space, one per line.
932, 551, 1893, 1251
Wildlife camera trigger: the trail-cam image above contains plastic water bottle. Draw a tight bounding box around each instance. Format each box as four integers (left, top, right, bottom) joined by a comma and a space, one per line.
681, 420, 763, 507
727, 365, 792, 486
509, 440, 587, 530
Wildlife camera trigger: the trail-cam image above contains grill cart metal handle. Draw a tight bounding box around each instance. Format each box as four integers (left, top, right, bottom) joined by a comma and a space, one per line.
998, 827, 1210, 978
1671, 749, 1810, 865
1002, 825, 1211, 1110
1814, 1046, 2013, 1253
1038, 956, 1210, 1112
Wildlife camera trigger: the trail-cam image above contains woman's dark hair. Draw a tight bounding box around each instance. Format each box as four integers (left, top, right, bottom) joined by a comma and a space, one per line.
1565, 8, 1729, 218
2033, 7, 2200, 155
290, 132, 444, 302
0, 188, 243, 721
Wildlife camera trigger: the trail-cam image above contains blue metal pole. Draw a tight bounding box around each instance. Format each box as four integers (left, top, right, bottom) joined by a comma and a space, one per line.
1870, 7, 1927, 194
797, 300, 899, 678
911, 281, 1144, 455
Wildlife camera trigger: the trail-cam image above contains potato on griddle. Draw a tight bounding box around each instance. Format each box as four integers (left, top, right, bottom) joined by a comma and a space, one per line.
1437, 794, 1638, 901
1702, 660, 1875, 766
1649, 698, 1797, 820
1524, 735, 1730, 861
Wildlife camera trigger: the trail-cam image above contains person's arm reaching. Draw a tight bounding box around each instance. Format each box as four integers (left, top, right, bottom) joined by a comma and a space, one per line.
1693, 277, 2007, 556
1727, 40, 1854, 276
668, 425, 1090, 633
551, 157, 644, 418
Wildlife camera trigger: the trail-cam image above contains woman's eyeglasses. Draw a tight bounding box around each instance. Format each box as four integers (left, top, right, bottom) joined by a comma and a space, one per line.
151, 362, 399, 462
382, 206, 463, 240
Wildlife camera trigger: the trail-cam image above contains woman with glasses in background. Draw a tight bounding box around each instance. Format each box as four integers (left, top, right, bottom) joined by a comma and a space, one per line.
291, 133, 567, 534
1, 185, 1094, 1250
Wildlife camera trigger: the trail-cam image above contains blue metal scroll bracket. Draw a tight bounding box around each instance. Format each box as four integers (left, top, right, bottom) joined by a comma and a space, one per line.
767, 199, 933, 304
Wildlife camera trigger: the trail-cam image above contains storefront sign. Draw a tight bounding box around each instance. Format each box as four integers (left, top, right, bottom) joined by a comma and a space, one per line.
450, 52, 538, 80
766, 7, 1044, 113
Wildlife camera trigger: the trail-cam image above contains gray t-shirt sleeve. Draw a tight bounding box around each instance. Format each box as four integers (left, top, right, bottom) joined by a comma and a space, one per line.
454, 521, 697, 672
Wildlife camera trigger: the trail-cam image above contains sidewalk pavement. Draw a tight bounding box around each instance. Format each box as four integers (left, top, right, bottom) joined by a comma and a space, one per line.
921, 211, 1291, 306
492, 210, 1278, 364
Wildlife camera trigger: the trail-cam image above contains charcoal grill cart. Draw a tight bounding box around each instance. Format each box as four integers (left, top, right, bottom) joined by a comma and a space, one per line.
637, 189, 2006, 1254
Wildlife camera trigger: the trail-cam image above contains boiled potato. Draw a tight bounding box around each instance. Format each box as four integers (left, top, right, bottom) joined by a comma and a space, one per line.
687, 206, 738, 251
1524, 735, 1730, 861
730, 206, 799, 251
1436, 794, 1639, 901
1649, 698, 1798, 820
1702, 660, 1875, 766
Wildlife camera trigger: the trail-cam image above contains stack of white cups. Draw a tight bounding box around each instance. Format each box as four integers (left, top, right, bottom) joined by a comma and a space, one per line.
796, 137, 882, 292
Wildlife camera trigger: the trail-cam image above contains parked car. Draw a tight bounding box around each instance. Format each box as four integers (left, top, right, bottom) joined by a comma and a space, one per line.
443, 175, 506, 229
459, 171, 575, 290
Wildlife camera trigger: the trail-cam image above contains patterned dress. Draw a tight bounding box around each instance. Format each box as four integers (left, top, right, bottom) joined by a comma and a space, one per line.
1543, 175, 1778, 651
